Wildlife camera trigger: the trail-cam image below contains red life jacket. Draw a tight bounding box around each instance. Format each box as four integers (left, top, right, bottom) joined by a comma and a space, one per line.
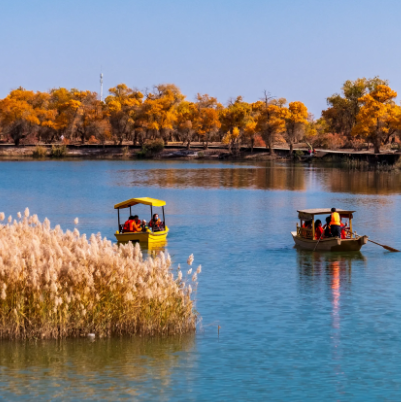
315, 226, 324, 240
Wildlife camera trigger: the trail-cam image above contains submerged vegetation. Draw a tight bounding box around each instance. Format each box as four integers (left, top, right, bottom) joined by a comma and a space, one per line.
0, 209, 199, 340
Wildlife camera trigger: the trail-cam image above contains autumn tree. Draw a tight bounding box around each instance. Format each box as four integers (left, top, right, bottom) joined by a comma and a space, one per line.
176, 101, 199, 149
322, 77, 388, 141
142, 84, 184, 144
352, 85, 401, 153
220, 96, 252, 155
0, 88, 42, 146
253, 94, 286, 155
195, 94, 221, 149
282, 101, 308, 155
105, 84, 143, 145
66, 90, 104, 144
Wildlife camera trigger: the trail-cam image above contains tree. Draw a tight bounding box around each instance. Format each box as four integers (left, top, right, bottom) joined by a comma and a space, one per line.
0, 88, 40, 145
142, 84, 184, 144
176, 101, 199, 149
322, 77, 388, 141
37, 88, 75, 143
69, 91, 104, 144
254, 95, 286, 155
352, 85, 401, 153
195, 94, 221, 149
282, 101, 308, 155
220, 96, 252, 155
105, 84, 143, 145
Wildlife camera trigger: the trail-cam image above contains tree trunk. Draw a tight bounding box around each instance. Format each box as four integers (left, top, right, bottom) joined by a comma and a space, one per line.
268, 140, 275, 156
373, 137, 381, 154
14, 137, 20, 146
250, 139, 254, 153
289, 142, 294, 156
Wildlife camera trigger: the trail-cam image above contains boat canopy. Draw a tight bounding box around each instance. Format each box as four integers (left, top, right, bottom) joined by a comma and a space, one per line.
114, 197, 166, 209
297, 208, 355, 220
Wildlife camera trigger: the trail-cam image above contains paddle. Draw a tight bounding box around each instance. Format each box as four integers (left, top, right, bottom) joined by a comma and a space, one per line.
313, 231, 324, 251
367, 239, 400, 253
353, 231, 400, 252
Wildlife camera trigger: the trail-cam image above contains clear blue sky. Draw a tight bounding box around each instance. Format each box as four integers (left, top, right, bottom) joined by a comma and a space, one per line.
1, 0, 400, 116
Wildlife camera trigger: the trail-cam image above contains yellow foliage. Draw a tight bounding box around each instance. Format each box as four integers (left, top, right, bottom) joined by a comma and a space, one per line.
352, 85, 400, 152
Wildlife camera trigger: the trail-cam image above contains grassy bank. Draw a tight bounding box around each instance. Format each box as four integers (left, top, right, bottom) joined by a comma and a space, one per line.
0, 210, 200, 340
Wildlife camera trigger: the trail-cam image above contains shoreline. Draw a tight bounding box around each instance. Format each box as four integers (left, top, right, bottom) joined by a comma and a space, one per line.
0, 143, 400, 163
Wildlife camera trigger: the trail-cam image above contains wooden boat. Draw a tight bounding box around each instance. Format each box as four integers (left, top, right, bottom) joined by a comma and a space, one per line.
292, 208, 368, 251
114, 197, 169, 244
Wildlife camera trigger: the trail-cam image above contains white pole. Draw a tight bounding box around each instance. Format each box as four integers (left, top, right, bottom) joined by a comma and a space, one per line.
100, 73, 103, 102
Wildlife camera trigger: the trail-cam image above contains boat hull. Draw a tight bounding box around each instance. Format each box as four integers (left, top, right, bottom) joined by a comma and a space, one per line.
115, 228, 169, 244
291, 231, 368, 251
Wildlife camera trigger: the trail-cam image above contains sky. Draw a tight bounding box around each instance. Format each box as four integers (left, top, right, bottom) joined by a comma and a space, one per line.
1, 0, 401, 116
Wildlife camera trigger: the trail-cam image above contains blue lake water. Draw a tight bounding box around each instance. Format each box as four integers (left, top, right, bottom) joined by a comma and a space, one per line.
1, 160, 401, 401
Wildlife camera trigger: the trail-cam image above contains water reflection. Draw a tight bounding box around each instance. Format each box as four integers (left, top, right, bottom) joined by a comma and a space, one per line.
0, 335, 195, 400
142, 241, 168, 254
327, 170, 401, 195
297, 250, 365, 278
115, 164, 401, 195
115, 166, 306, 191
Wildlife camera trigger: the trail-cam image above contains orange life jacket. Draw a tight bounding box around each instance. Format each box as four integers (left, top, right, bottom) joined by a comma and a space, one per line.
123, 219, 133, 232
131, 219, 142, 232
330, 212, 340, 226
150, 218, 161, 229
123, 219, 141, 233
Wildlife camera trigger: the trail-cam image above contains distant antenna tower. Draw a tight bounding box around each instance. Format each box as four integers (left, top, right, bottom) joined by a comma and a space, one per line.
100, 72, 104, 101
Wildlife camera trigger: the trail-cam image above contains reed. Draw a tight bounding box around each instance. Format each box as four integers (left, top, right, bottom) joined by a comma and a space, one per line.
0, 209, 199, 340
32, 146, 48, 158
50, 145, 68, 158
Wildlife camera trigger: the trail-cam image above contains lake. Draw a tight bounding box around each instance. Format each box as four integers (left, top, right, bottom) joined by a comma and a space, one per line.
1, 159, 401, 401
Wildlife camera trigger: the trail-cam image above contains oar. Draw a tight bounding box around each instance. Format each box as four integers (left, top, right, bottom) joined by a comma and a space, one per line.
367, 239, 400, 253
354, 231, 400, 252
313, 232, 324, 251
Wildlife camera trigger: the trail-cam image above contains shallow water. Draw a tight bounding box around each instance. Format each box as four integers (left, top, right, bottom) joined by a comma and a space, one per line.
1, 160, 401, 401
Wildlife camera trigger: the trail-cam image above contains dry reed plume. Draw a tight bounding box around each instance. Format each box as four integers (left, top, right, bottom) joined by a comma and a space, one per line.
0, 209, 200, 340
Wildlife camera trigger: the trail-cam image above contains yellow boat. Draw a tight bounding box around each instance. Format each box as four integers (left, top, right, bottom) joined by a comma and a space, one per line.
114, 197, 169, 244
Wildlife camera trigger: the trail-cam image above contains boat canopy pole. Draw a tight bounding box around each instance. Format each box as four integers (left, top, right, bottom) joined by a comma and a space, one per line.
118, 208, 120, 231
349, 216, 353, 238
150, 206, 153, 232
162, 206, 165, 228
130, 206, 132, 216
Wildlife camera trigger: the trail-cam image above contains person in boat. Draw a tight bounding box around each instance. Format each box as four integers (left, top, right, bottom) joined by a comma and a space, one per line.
340, 217, 350, 239
330, 208, 341, 238
314, 219, 324, 240
149, 214, 163, 231
302, 220, 312, 229
323, 216, 332, 237
141, 219, 149, 232
122, 215, 142, 233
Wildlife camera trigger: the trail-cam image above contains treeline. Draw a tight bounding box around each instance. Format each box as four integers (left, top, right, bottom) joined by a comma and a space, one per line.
0, 77, 400, 154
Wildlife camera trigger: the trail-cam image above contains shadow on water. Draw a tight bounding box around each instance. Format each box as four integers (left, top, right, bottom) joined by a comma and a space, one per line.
0, 335, 195, 400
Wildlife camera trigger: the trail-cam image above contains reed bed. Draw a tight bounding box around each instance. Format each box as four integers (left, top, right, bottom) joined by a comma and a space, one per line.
0, 209, 200, 340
